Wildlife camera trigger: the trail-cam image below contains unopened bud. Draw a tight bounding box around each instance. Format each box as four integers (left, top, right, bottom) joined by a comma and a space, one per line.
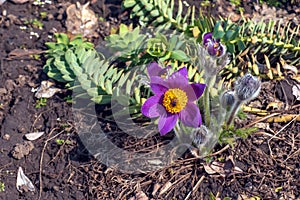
197, 45, 228, 77
191, 125, 212, 148
203, 32, 226, 58
220, 90, 235, 109
234, 74, 261, 102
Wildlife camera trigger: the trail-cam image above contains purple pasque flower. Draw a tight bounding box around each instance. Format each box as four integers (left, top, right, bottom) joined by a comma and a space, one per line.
142, 63, 206, 135
203, 32, 226, 57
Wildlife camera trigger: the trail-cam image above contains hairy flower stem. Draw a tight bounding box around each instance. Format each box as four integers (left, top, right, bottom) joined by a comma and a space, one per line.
174, 122, 182, 142
203, 75, 216, 128
174, 122, 190, 145
226, 99, 242, 126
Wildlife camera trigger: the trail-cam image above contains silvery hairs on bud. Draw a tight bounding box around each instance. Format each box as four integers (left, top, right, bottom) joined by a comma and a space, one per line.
226, 74, 261, 126
196, 44, 216, 75
196, 44, 229, 77
220, 90, 235, 110
217, 50, 230, 69
234, 74, 261, 102
191, 125, 212, 148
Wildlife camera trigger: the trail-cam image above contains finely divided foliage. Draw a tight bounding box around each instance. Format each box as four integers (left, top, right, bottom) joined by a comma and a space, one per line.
122, 0, 195, 31
123, 0, 300, 79
41, 0, 300, 159
44, 0, 299, 110
44, 33, 123, 104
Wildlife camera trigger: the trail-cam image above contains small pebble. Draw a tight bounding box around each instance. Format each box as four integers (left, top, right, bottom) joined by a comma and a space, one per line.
2, 10, 7, 16
2, 134, 10, 140
47, 13, 54, 20
0, 88, 7, 95
5, 79, 17, 92
53, 185, 60, 192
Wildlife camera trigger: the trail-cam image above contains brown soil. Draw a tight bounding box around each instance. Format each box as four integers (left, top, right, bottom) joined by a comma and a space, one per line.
0, 0, 299, 200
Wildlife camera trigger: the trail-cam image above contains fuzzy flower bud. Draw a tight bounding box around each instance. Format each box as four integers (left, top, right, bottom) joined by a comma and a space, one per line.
196, 33, 230, 77
191, 125, 212, 148
203, 32, 226, 58
197, 44, 229, 77
220, 90, 235, 109
234, 74, 261, 102
226, 74, 261, 126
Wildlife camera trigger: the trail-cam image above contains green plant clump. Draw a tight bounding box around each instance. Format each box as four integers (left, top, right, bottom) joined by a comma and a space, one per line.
44, 33, 123, 104
123, 0, 300, 81
42, 0, 300, 152
35, 98, 47, 108
122, 0, 196, 31
43, 29, 196, 110
0, 182, 5, 192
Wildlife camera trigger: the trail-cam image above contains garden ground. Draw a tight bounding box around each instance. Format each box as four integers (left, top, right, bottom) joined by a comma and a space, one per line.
0, 0, 299, 199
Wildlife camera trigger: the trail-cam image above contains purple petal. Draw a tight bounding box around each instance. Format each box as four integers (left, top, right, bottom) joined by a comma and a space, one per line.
150, 76, 168, 95
218, 44, 226, 57
150, 75, 165, 85
177, 67, 188, 79
185, 83, 206, 102
179, 103, 202, 127
150, 83, 168, 95
147, 62, 171, 81
207, 43, 217, 56
181, 83, 206, 102
203, 32, 213, 45
158, 113, 178, 135
167, 67, 189, 88
159, 65, 171, 77
147, 62, 163, 77
141, 95, 163, 118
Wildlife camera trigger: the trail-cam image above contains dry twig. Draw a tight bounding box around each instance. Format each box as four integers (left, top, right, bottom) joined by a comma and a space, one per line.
267, 115, 299, 157
38, 128, 64, 200
184, 175, 205, 200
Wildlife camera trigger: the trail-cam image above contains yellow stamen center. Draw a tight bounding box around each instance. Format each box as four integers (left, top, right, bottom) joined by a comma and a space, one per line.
162, 88, 188, 113
213, 43, 220, 48
160, 72, 167, 79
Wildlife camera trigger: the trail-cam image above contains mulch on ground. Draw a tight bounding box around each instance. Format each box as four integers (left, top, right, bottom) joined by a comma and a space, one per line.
0, 0, 299, 199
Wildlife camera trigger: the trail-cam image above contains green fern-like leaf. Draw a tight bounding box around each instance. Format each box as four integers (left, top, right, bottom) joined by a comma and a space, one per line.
44, 34, 122, 104
220, 19, 300, 82
44, 33, 152, 108
122, 0, 195, 31
189, 16, 300, 81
